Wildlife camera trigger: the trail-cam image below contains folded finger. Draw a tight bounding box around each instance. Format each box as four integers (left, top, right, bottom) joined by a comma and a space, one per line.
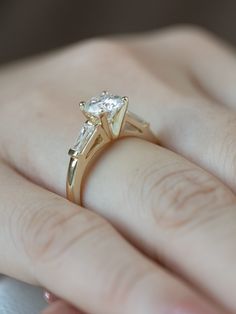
0, 162, 218, 314
2, 40, 236, 196
161, 27, 236, 109
119, 29, 236, 192
123, 26, 236, 108
83, 137, 236, 313
0, 44, 235, 312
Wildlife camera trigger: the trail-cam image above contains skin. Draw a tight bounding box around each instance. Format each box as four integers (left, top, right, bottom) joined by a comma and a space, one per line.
0, 25, 236, 313
43, 300, 82, 314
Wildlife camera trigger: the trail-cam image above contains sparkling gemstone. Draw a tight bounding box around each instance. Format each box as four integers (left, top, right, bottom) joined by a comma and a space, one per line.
73, 121, 95, 153
84, 92, 125, 122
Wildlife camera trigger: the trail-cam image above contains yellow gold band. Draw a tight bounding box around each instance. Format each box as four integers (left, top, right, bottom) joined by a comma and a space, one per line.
66, 92, 156, 205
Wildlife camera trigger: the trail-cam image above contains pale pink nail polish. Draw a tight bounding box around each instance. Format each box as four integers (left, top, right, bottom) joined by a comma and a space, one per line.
43, 290, 59, 304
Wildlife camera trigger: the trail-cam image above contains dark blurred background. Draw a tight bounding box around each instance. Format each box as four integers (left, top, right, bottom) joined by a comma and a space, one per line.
0, 0, 236, 65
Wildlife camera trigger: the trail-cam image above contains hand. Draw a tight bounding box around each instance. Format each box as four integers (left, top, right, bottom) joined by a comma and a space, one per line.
0, 26, 236, 314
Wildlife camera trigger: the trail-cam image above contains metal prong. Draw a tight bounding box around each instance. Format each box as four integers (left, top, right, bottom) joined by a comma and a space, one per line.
100, 111, 109, 123
122, 96, 129, 114
100, 112, 112, 137
122, 96, 129, 105
79, 101, 85, 111
101, 90, 108, 96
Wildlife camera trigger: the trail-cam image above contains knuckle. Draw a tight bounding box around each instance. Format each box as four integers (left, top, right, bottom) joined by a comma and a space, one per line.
104, 265, 155, 309
177, 24, 211, 38
78, 38, 130, 66
162, 24, 216, 47
137, 163, 233, 230
15, 196, 108, 264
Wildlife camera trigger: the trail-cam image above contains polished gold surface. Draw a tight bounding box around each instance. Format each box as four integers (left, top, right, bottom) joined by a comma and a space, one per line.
66, 93, 156, 205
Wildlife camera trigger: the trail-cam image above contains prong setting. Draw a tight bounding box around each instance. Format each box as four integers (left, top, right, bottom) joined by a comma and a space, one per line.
79, 101, 85, 110
78, 91, 126, 124
67, 91, 156, 205
122, 96, 129, 104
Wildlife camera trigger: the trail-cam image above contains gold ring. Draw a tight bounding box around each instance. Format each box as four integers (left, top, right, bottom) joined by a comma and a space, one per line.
66, 91, 156, 205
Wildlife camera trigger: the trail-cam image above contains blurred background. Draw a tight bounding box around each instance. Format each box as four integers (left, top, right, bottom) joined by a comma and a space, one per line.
0, 0, 236, 65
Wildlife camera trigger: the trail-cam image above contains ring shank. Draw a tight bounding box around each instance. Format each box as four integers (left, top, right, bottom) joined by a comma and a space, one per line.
66, 111, 156, 205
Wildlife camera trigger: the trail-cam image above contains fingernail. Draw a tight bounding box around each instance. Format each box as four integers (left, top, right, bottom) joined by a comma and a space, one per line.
43, 290, 59, 304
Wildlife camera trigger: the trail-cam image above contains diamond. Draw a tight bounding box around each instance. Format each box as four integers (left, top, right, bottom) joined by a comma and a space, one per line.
73, 121, 95, 153
83, 92, 125, 122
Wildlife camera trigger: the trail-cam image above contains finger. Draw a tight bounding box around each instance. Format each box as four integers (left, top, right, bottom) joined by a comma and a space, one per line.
2, 39, 236, 197
4, 126, 235, 313
42, 301, 82, 314
0, 40, 234, 311
122, 26, 236, 108
84, 138, 236, 313
0, 42, 235, 312
162, 27, 236, 110
44, 289, 84, 313
119, 29, 202, 98
0, 162, 218, 314
1, 102, 235, 314
121, 29, 236, 193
